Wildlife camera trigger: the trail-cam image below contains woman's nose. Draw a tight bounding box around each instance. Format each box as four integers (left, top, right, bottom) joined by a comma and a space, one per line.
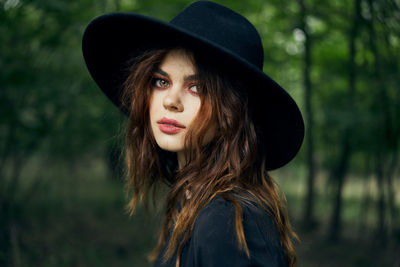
163, 85, 184, 112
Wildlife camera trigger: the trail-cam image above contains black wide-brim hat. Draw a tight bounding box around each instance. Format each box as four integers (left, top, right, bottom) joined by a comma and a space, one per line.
82, 0, 304, 170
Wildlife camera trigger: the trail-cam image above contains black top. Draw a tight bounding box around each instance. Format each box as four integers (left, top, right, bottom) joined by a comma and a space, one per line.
154, 196, 288, 267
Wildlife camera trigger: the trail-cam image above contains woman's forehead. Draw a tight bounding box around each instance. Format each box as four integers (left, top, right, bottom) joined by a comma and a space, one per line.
158, 49, 197, 76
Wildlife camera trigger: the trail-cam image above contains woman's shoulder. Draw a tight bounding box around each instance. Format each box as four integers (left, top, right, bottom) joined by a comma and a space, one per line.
194, 195, 281, 244
192, 196, 236, 240
190, 195, 287, 266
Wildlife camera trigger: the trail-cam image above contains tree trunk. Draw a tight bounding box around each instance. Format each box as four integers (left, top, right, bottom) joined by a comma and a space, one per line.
386, 154, 398, 237
10, 223, 21, 267
114, 0, 121, 11
358, 170, 372, 238
327, 0, 361, 242
297, 0, 316, 231
328, 132, 350, 241
375, 158, 387, 243
366, 0, 398, 243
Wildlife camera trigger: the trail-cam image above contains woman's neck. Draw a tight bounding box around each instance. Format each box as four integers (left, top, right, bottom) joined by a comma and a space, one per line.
177, 151, 186, 169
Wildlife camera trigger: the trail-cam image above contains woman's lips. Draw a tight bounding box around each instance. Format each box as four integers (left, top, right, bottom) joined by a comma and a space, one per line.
157, 117, 185, 134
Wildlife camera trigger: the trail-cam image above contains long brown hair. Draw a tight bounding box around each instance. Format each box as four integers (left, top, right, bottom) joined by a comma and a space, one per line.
122, 48, 298, 267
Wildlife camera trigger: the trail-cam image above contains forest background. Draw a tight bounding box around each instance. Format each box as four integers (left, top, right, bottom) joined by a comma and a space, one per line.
1, 0, 399, 266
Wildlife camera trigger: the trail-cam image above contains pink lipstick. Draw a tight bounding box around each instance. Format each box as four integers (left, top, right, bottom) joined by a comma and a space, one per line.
157, 117, 186, 134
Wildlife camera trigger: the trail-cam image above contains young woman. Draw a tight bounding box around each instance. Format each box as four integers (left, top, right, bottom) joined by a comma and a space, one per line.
83, 1, 304, 267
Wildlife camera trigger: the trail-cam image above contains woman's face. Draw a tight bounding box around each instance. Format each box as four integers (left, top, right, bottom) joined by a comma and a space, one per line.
149, 49, 204, 155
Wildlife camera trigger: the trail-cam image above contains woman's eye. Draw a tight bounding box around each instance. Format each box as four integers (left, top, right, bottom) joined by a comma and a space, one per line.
189, 85, 199, 94
153, 78, 169, 88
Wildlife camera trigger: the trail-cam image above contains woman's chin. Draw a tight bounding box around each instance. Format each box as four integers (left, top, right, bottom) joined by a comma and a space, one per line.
156, 141, 185, 153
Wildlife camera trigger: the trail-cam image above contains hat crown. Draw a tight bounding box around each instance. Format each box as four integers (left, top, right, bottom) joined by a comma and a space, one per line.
170, 1, 264, 70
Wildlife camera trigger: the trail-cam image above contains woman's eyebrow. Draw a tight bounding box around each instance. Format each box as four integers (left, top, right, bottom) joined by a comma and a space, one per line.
154, 68, 169, 77
155, 68, 199, 82
184, 74, 199, 82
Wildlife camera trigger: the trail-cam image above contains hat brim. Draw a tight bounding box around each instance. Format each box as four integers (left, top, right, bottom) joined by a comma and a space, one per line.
82, 12, 304, 170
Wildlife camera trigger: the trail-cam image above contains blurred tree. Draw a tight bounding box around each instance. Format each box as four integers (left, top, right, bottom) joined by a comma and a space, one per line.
0, 0, 123, 264
296, 0, 317, 230
363, 0, 400, 243
327, 0, 361, 242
